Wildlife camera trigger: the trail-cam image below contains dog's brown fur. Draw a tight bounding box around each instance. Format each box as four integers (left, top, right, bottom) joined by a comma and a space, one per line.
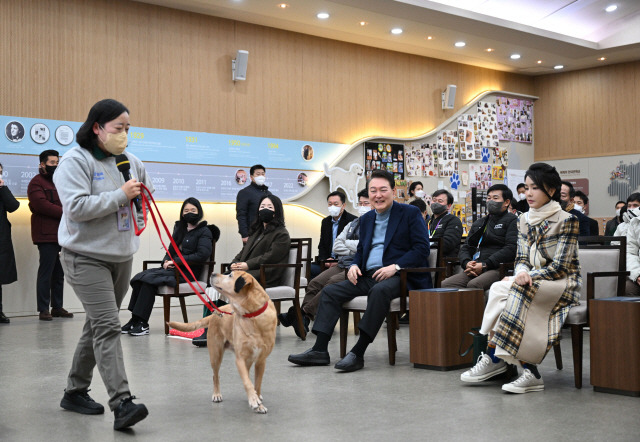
168, 271, 277, 413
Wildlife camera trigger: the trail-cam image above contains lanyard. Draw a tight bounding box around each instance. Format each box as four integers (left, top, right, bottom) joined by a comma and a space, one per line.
428, 217, 443, 238
476, 222, 489, 250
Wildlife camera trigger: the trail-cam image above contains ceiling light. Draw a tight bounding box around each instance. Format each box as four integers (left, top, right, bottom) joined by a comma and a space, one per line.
359, 21, 368, 26
277, 3, 289, 8
454, 41, 466, 47
510, 54, 521, 60
426, 36, 433, 40
537, 60, 542, 64
605, 4, 618, 12
391, 28, 403, 35
317, 12, 329, 19
486, 48, 494, 52
554, 65, 564, 70
599, 57, 606, 61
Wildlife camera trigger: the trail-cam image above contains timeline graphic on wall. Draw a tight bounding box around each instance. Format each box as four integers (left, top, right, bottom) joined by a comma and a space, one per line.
0, 114, 346, 201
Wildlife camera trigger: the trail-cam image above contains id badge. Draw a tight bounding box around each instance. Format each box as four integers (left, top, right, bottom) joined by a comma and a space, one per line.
473, 251, 480, 260
117, 206, 131, 231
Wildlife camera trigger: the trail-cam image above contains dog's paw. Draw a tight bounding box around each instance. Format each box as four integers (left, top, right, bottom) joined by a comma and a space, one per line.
254, 404, 268, 414
449, 172, 460, 190
248, 393, 265, 413
481, 147, 490, 163
212, 393, 223, 403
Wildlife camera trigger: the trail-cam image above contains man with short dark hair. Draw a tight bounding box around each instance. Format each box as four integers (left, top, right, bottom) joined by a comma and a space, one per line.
310, 190, 357, 277
441, 184, 517, 291
560, 181, 590, 237
574, 190, 599, 235
614, 193, 640, 238
235, 164, 272, 243
28, 149, 71, 320
288, 170, 429, 372
605, 200, 626, 236
429, 189, 463, 258
514, 183, 529, 213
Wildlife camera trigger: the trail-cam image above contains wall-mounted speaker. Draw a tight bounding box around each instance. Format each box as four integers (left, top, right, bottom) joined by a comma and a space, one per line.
442, 84, 456, 109
232, 50, 249, 81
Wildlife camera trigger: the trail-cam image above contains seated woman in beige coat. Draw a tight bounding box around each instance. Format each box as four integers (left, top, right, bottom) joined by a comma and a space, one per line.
230, 195, 291, 287
461, 162, 581, 393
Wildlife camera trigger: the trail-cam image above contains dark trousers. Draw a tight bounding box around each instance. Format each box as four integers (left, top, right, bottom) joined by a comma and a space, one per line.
312, 272, 401, 341
36, 243, 64, 312
128, 281, 157, 322
0, 285, 3, 311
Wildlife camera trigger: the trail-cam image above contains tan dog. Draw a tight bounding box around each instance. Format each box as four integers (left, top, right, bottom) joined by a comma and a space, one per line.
168, 271, 277, 413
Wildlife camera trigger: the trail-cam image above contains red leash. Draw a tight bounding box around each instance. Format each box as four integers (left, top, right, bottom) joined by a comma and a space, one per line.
131, 183, 230, 315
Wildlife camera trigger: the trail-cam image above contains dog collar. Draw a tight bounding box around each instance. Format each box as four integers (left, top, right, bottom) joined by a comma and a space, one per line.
242, 300, 269, 318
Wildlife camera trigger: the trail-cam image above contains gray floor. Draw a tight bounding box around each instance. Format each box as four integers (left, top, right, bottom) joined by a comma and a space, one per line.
1, 305, 639, 442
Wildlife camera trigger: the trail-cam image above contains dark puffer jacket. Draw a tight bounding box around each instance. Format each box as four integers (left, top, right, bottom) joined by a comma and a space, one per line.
459, 210, 518, 270
235, 182, 272, 238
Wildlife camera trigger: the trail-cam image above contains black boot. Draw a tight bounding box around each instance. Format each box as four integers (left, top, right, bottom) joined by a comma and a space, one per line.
192, 328, 207, 347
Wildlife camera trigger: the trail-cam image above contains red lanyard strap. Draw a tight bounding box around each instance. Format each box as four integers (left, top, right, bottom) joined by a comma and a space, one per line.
131, 183, 230, 315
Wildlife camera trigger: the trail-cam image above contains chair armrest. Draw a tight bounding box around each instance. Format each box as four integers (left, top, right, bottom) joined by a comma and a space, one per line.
259, 263, 303, 288
498, 262, 514, 280
143, 260, 164, 271
442, 257, 460, 277
399, 267, 447, 311
587, 271, 630, 300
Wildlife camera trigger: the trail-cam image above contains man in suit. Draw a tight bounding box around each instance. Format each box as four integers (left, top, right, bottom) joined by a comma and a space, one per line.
514, 182, 529, 213
560, 181, 590, 237
574, 190, 599, 235
235, 164, 272, 244
288, 169, 430, 372
310, 191, 357, 277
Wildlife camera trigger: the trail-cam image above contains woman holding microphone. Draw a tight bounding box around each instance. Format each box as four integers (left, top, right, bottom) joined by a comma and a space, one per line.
55, 99, 152, 430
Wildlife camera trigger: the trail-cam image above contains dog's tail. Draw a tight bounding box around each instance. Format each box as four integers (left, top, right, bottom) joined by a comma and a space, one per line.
167, 315, 212, 332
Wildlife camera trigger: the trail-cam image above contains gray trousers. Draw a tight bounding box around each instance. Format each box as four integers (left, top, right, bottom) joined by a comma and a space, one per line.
441, 269, 501, 291
625, 279, 640, 297
302, 265, 346, 317
61, 249, 132, 411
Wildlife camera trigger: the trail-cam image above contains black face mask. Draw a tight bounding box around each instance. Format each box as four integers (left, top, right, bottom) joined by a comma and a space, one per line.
430, 202, 447, 215
560, 200, 569, 210
486, 200, 505, 215
258, 208, 275, 223
45, 165, 57, 176
182, 213, 200, 225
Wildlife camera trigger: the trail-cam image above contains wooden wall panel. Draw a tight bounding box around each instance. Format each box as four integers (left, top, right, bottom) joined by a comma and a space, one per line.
533, 61, 640, 160
1, 0, 533, 147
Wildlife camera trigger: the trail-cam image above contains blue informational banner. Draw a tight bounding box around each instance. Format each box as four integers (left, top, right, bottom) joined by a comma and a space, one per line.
1, 114, 343, 201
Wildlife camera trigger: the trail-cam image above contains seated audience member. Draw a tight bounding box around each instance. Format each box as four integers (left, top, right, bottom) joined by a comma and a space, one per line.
624, 196, 640, 296
560, 181, 590, 237
0, 161, 20, 324
441, 184, 517, 291
310, 191, 357, 277
605, 200, 626, 236
123, 198, 214, 336
461, 163, 581, 393
279, 189, 369, 336
614, 194, 640, 237
288, 169, 429, 372
574, 191, 599, 235
514, 182, 529, 213
409, 198, 428, 223
428, 189, 463, 258
407, 181, 425, 203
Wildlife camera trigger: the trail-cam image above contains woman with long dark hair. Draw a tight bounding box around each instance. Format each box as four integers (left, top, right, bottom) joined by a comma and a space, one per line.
461, 162, 581, 393
122, 197, 214, 336
229, 194, 290, 287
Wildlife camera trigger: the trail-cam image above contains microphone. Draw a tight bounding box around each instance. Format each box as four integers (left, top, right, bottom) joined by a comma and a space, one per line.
115, 154, 142, 212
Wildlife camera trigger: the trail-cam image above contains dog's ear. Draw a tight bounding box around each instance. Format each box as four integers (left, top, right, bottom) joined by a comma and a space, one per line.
234, 275, 249, 293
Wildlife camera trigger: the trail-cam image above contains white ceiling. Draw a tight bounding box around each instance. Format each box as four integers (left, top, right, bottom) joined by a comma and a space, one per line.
134, 0, 640, 75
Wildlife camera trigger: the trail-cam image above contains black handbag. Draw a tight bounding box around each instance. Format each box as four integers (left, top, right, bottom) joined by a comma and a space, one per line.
458, 327, 488, 362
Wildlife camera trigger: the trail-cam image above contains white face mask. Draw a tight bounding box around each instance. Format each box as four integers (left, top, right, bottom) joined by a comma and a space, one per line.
616, 209, 621, 217
254, 175, 266, 186
517, 193, 526, 201
358, 205, 371, 216
414, 190, 425, 198
328, 205, 342, 218
574, 204, 584, 213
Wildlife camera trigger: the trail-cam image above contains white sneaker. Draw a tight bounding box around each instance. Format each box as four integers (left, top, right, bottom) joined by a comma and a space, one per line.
502, 369, 544, 393
460, 353, 507, 383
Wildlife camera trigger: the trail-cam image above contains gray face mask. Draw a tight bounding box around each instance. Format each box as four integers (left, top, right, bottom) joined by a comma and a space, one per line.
430, 202, 447, 215
487, 200, 505, 215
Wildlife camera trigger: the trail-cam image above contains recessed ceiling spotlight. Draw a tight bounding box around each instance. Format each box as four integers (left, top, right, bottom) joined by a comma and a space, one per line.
317, 12, 330, 19
554, 65, 564, 69
359, 21, 368, 26
537, 60, 542, 64
510, 54, 521, 60
486, 48, 494, 52
605, 4, 618, 12
278, 3, 289, 8
426, 36, 433, 40
599, 57, 607, 61
391, 28, 403, 35
454, 41, 466, 47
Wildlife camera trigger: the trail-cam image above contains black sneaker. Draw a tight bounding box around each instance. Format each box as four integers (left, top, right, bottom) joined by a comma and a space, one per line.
60, 389, 105, 415
129, 322, 149, 336
0, 312, 9, 324
113, 396, 148, 431
121, 318, 137, 334
192, 328, 207, 347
